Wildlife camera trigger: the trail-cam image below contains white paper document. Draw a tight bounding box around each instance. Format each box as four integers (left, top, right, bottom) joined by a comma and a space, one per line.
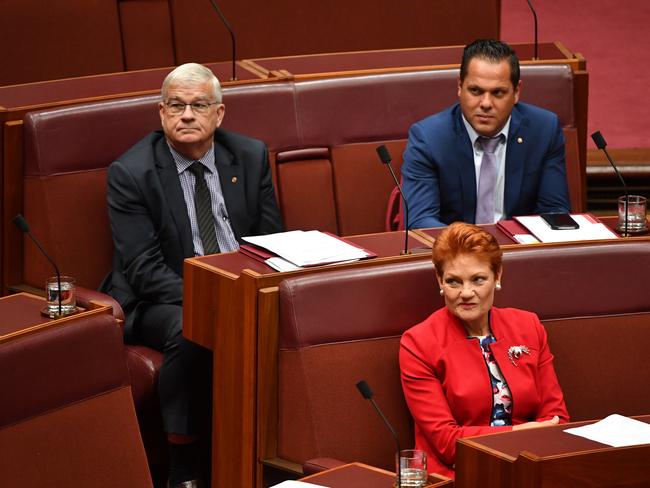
514, 214, 618, 243
513, 234, 540, 244
269, 481, 328, 488
564, 414, 650, 447
243, 230, 372, 267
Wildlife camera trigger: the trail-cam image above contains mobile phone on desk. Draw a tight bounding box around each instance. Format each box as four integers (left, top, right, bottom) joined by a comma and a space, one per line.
540, 213, 579, 230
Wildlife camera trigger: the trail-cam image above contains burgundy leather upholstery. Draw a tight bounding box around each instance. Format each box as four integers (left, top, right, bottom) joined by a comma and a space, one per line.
494, 242, 650, 317
0, 313, 152, 486
276, 241, 650, 473
0, 314, 128, 425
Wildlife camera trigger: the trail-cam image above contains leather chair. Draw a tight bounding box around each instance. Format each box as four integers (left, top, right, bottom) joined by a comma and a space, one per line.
0, 311, 152, 487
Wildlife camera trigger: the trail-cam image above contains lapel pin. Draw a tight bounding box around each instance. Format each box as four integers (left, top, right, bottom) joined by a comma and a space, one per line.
517, 137, 523, 144
508, 345, 530, 366
231, 176, 237, 183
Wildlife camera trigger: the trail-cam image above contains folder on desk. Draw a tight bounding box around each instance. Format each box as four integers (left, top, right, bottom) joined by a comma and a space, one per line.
496, 220, 540, 244
514, 214, 618, 243
241, 230, 377, 270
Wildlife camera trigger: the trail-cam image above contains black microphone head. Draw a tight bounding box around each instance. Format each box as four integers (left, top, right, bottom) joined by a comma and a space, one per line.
356, 380, 373, 399
12, 214, 30, 233
376, 145, 392, 165
591, 131, 607, 150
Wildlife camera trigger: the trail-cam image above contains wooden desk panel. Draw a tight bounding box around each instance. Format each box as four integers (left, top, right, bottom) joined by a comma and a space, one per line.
456, 415, 650, 488
0, 292, 112, 344
244, 42, 577, 80
300, 462, 453, 488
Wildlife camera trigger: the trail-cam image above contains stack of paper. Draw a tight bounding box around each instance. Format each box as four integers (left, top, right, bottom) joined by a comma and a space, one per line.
242, 230, 374, 271
514, 214, 618, 243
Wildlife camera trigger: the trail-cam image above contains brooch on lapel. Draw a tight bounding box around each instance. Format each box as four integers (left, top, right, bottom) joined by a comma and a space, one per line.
508, 345, 530, 366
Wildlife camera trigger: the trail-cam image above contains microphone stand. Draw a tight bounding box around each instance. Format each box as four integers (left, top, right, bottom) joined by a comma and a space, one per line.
356, 380, 402, 487
591, 131, 629, 236
526, 0, 539, 60
13, 214, 63, 315
376, 145, 410, 255
208, 0, 237, 81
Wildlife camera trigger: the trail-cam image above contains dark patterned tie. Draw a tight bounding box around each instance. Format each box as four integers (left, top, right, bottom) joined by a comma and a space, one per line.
188, 162, 220, 255
475, 135, 504, 224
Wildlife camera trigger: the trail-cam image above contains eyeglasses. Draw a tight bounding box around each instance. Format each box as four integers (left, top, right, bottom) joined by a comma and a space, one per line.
164, 101, 220, 115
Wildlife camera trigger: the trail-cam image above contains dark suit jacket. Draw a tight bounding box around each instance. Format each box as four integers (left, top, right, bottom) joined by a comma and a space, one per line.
101, 129, 283, 340
401, 102, 571, 229
400, 306, 569, 478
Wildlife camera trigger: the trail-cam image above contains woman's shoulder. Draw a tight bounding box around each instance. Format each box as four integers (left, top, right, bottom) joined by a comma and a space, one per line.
491, 307, 545, 339
401, 308, 461, 347
492, 307, 539, 321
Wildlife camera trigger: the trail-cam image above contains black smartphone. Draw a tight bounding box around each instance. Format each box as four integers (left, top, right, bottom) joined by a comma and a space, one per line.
540, 213, 579, 230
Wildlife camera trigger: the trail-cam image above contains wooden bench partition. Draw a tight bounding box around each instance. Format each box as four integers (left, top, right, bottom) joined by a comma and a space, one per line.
271, 241, 650, 475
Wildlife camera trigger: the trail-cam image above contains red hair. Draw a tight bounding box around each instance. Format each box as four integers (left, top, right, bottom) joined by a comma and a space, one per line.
432, 222, 502, 277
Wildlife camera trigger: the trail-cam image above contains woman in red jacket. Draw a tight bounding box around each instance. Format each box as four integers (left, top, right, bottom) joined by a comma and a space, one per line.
399, 222, 569, 478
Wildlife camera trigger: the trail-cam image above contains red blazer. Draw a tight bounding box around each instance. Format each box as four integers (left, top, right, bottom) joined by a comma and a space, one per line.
399, 307, 569, 478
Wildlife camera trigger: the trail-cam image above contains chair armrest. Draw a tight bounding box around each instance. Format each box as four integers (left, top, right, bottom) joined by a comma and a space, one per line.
75, 286, 124, 321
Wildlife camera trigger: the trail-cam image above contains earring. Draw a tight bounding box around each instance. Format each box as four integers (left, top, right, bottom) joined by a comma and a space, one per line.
439, 288, 444, 296
495, 282, 502, 291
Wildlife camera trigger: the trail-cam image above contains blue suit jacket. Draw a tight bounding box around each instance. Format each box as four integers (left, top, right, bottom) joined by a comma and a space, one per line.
401, 102, 570, 229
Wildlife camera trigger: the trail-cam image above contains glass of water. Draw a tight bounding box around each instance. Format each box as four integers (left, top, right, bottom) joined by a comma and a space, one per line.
396, 449, 427, 487
45, 275, 76, 318
617, 195, 648, 235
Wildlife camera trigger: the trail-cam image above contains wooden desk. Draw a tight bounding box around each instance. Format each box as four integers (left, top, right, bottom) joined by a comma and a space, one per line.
244, 42, 582, 80
299, 462, 453, 488
183, 230, 432, 488
0, 292, 113, 344
456, 415, 650, 487
415, 216, 650, 247
183, 229, 650, 488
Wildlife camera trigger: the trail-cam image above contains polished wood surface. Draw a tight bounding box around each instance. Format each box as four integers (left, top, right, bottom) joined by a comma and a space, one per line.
300, 462, 453, 487
0, 292, 112, 344
456, 415, 650, 488
245, 42, 581, 79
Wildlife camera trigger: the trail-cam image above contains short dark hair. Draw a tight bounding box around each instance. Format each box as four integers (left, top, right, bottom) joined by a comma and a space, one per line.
459, 39, 520, 88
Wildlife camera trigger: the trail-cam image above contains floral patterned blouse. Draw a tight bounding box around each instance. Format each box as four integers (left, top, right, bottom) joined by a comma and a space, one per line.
473, 334, 513, 426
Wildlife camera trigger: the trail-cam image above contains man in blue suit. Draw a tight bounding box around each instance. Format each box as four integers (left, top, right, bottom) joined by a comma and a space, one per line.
402, 39, 570, 229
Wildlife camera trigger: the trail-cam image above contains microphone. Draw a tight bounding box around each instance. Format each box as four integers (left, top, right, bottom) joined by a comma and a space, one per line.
376, 145, 410, 255
591, 131, 630, 236
526, 0, 539, 60
13, 214, 62, 314
356, 380, 402, 488
207, 0, 237, 81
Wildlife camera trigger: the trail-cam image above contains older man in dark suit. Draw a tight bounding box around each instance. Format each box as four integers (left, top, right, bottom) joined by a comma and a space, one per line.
102, 63, 283, 487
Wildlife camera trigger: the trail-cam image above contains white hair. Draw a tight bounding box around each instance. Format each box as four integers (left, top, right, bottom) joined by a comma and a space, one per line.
162, 63, 222, 102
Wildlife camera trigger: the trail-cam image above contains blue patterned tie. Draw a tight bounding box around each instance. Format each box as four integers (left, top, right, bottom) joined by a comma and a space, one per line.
188, 162, 220, 255
475, 135, 504, 224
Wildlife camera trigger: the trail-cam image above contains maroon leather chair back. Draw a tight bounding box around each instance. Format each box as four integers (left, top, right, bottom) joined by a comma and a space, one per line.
0, 313, 151, 487
278, 260, 439, 470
